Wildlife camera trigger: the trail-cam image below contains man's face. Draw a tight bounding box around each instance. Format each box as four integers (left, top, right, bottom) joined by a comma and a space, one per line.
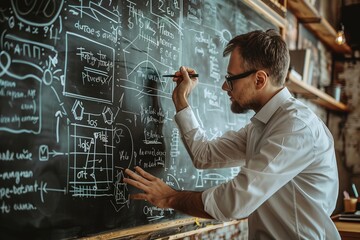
222, 49, 258, 114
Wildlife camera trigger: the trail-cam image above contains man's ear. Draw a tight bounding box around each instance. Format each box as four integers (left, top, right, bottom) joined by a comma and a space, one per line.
255, 71, 267, 89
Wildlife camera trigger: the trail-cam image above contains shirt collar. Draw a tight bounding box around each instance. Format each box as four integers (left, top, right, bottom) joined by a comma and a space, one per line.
251, 87, 292, 125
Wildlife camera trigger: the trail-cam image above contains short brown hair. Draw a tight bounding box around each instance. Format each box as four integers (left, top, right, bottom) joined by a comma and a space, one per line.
223, 29, 290, 86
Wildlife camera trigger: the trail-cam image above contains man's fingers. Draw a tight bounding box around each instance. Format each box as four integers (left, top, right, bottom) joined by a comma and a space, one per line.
180, 66, 189, 78
124, 168, 151, 186
173, 66, 197, 78
123, 177, 148, 191
134, 166, 157, 181
124, 167, 169, 208
184, 66, 196, 74
180, 66, 196, 76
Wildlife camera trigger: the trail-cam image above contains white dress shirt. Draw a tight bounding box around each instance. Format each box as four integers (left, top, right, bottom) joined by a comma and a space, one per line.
174, 87, 340, 240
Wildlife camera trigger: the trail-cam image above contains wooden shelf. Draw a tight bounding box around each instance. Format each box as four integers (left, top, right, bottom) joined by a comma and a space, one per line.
82, 218, 247, 239
286, 72, 350, 112
332, 215, 360, 240
286, 0, 351, 113
287, 0, 352, 55
242, 0, 287, 29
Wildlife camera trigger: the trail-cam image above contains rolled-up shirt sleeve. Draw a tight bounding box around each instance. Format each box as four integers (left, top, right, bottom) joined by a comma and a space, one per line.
175, 107, 247, 169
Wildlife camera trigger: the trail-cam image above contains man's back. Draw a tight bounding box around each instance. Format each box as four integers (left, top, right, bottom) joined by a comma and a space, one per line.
246, 92, 340, 239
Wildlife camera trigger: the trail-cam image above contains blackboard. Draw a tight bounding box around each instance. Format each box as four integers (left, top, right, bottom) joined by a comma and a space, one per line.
0, 0, 275, 239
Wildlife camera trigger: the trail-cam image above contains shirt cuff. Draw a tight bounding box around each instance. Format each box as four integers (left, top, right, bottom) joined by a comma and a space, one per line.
174, 106, 200, 134
202, 187, 229, 221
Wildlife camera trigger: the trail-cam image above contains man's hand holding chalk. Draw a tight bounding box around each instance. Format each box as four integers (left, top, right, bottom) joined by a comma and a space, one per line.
162, 73, 199, 78
171, 66, 198, 112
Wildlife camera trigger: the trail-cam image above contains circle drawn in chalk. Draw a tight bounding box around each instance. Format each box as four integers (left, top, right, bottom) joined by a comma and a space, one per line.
43, 69, 53, 85
0, 51, 11, 77
11, 0, 64, 27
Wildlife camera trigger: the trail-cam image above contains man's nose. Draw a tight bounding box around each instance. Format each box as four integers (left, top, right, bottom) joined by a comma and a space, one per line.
222, 81, 230, 91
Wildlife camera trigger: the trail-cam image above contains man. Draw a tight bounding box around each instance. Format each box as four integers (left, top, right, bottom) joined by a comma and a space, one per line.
124, 29, 340, 239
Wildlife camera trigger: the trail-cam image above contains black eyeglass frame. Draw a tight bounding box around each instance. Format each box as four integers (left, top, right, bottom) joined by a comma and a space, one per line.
225, 69, 258, 90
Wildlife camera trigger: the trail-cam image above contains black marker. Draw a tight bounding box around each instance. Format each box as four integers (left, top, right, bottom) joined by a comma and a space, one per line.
162, 74, 199, 78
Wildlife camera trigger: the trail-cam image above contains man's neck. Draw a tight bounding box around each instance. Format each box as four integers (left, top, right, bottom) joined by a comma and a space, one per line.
254, 86, 284, 113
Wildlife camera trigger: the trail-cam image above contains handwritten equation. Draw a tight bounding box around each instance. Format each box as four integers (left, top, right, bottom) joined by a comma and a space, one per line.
0, 0, 269, 235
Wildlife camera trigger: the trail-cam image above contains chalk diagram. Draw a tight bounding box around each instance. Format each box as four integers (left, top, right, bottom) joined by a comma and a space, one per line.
0, 0, 130, 212
64, 32, 115, 103
64, 1, 132, 212
69, 124, 114, 197
0, 0, 250, 224
0, 0, 69, 210
120, 35, 177, 100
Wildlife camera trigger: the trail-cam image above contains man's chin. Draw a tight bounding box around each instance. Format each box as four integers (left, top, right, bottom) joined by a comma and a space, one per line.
231, 103, 249, 114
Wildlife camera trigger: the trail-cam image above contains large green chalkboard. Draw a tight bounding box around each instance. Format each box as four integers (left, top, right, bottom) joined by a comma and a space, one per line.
0, 0, 275, 239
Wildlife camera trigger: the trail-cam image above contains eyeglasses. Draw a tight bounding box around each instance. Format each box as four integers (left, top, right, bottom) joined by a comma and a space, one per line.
225, 70, 258, 91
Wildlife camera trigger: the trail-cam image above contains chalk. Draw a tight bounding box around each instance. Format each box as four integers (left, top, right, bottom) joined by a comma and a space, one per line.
162, 74, 199, 78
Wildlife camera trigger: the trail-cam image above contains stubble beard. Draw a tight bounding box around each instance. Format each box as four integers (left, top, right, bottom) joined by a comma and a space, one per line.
231, 97, 263, 114
231, 101, 250, 114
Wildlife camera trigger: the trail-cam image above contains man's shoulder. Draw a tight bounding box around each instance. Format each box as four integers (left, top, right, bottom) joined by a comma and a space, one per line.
275, 98, 321, 129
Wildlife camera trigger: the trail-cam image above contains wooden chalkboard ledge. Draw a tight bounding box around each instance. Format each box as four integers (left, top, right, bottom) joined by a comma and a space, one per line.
79, 218, 248, 240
